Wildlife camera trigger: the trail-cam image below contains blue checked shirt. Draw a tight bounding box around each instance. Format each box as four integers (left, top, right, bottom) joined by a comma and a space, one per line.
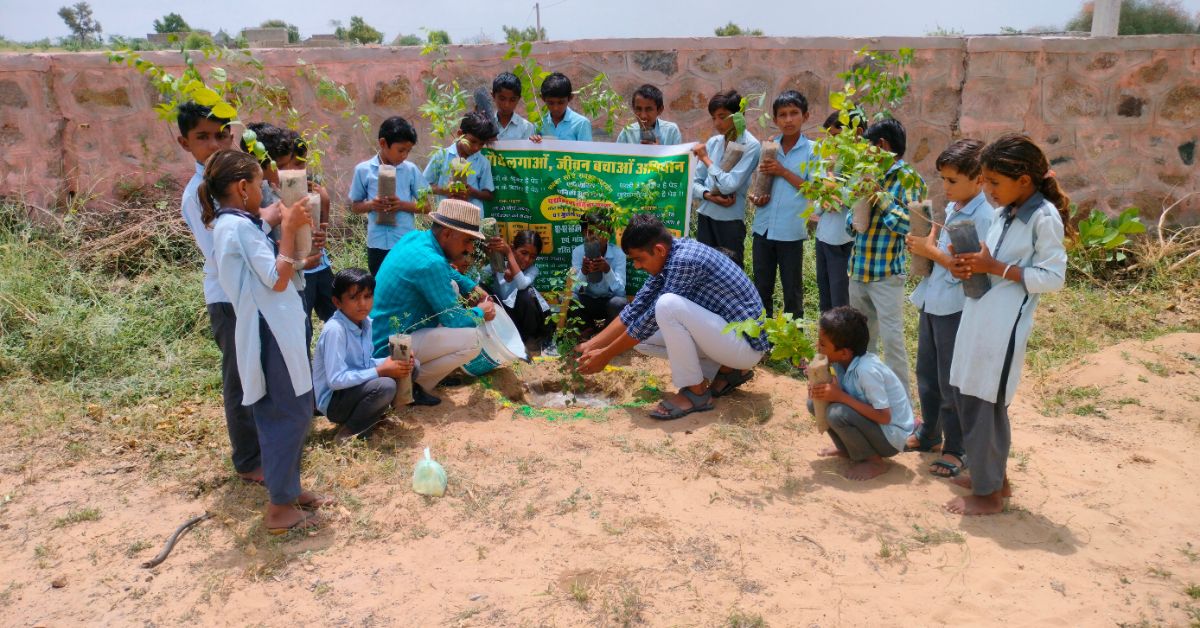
619, 238, 768, 351
846, 160, 926, 282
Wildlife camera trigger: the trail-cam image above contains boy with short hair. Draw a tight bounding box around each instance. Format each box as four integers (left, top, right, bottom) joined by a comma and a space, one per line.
493, 71, 536, 141
692, 89, 761, 268
538, 72, 592, 141
811, 111, 861, 312
746, 90, 817, 319
350, 116, 429, 276
424, 111, 498, 212
846, 117, 926, 396
570, 211, 628, 330
616, 84, 681, 145
809, 306, 915, 481
313, 268, 414, 442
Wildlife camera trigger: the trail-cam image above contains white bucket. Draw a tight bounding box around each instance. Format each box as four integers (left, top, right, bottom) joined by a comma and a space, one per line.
464, 306, 528, 376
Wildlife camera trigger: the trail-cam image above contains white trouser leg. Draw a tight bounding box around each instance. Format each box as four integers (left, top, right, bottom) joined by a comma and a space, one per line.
410, 327, 482, 390
647, 293, 764, 389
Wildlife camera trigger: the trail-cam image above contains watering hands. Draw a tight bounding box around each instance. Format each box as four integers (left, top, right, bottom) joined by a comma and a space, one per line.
377, 355, 415, 379
478, 298, 497, 322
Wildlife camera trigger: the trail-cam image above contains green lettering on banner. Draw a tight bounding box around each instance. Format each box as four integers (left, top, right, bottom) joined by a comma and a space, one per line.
483, 139, 694, 295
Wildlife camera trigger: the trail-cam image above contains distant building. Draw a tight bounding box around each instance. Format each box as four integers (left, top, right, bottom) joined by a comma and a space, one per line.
303, 34, 347, 48
240, 27, 289, 48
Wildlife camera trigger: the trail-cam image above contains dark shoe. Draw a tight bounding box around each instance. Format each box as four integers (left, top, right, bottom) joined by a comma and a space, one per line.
410, 384, 442, 407
710, 368, 754, 398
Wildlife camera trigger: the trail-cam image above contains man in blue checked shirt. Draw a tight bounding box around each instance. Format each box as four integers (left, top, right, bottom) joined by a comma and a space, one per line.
576, 214, 768, 420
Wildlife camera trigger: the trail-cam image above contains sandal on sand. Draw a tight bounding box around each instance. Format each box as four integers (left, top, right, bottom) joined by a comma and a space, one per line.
297, 493, 337, 512
929, 455, 966, 478
649, 388, 715, 421
266, 511, 323, 536
711, 369, 754, 398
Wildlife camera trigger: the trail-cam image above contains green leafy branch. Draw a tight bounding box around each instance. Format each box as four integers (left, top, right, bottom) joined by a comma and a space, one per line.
723, 313, 815, 366
503, 42, 550, 130
575, 74, 624, 137
730, 93, 771, 141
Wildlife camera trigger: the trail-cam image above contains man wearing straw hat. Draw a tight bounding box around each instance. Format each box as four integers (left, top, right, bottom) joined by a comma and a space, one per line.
370, 199, 496, 405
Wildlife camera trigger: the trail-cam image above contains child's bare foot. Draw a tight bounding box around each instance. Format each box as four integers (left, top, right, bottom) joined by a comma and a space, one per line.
264, 504, 323, 534
844, 458, 890, 481
818, 446, 847, 457
949, 476, 1012, 497
944, 492, 1006, 516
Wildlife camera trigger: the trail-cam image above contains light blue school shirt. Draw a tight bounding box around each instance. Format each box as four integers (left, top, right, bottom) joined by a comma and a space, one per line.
571, 242, 627, 298
497, 112, 536, 140
833, 352, 915, 451
492, 264, 539, 306
616, 118, 682, 145
540, 107, 592, 141
212, 209, 313, 406
751, 134, 817, 242
814, 205, 854, 246
349, 155, 428, 250
693, 130, 761, 222
909, 191, 995, 316
181, 163, 229, 304
312, 310, 386, 414
423, 144, 495, 212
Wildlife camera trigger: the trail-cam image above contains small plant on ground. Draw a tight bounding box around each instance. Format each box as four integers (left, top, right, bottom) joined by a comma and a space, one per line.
1070, 206, 1146, 281
52, 507, 101, 528
726, 609, 768, 628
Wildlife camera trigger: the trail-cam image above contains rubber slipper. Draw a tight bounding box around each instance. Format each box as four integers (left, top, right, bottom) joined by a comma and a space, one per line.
266, 510, 323, 536
929, 456, 966, 478
711, 369, 754, 398
297, 493, 337, 511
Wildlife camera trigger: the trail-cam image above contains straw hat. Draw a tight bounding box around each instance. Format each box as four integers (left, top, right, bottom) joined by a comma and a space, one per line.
429, 199, 485, 239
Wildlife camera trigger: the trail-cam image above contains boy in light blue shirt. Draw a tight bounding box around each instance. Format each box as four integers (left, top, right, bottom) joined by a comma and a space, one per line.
692, 89, 761, 268
493, 72, 537, 141
746, 90, 817, 319
538, 72, 592, 141
349, 116, 429, 276
570, 211, 628, 331
811, 111, 861, 312
809, 306, 915, 481
424, 111, 498, 212
616, 84, 682, 145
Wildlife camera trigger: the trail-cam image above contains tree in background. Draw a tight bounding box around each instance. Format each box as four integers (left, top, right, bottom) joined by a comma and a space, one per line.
426, 29, 451, 45
260, 19, 301, 44
714, 22, 763, 36
57, 2, 103, 47
392, 33, 422, 46
152, 12, 190, 34
1065, 0, 1199, 34
503, 25, 546, 43
334, 16, 383, 44
183, 31, 214, 50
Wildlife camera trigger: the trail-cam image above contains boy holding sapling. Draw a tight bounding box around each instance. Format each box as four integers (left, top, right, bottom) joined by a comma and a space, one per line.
313, 268, 415, 442
493, 72, 537, 141
616, 84, 682, 145
844, 118, 925, 397
811, 111, 862, 312
424, 111, 498, 212
570, 211, 628, 332
350, 116, 429, 276
903, 139, 993, 481
746, 90, 817, 319
809, 306, 914, 481
692, 89, 761, 268
538, 72, 593, 141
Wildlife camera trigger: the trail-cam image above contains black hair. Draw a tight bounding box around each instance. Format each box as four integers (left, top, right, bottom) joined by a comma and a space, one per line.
378, 116, 418, 146
819, 306, 869, 357
511, 229, 543, 254
864, 117, 907, 159
935, 138, 985, 179
198, 149, 262, 227
981, 133, 1074, 236
707, 89, 742, 115
632, 84, 664, 110
772, 90, 808, 116
492, 71, 522, 96
332, 268, 376, 300
540, 72, 573, 99
822, 109, 865, 131
176, 101, 230, 137
580, 209, 612, 234
460, 110, 499, 143
239, 123, 292, 167
620, 213, 673, 254
288, 129, 308, 162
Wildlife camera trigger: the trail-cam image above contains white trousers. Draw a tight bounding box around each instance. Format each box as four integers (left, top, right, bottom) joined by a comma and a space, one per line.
634, 293, 764, 389
411, 327, 482, 390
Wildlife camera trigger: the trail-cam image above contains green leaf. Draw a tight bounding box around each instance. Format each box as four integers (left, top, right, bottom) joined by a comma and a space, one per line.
829, 92, 846, 111
211, 101, 237, 119
191, 87, 222, 107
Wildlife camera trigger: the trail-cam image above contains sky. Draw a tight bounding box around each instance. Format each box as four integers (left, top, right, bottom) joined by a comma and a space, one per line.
3, 0, 1199, 43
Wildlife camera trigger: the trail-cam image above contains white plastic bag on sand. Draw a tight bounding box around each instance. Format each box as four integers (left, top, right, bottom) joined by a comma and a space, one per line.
412, 448, 447, 497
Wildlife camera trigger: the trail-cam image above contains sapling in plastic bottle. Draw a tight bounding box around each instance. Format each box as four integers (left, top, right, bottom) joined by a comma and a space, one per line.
748, 140, 779, 203
945, 221, 992, 298
389, 333, 414, 406
806, 353, 833, 433
376, 163, 397, 226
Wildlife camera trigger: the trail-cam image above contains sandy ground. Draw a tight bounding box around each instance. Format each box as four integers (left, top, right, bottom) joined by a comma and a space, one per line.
1, 333, 1198, 627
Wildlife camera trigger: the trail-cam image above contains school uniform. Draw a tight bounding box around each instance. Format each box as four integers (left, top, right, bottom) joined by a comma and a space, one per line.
180, 163, 261, 475
750, 134, 817, 318
313, 311, 395, 437
348, 156, 428, 275
303, 250, 335, 329
819, 352, 915, 461
908, 192, 994, 455
497, 112, 537, 141
212, 207, 314, 506
616, 118, 683, 145
813, 201, 854, 312
491, 265, 550, 343
570, 241, 628, 327
950, 193, 1066, 496
693, 130, 762, 267
423, 144, 495, 212
540, 107, 593, 141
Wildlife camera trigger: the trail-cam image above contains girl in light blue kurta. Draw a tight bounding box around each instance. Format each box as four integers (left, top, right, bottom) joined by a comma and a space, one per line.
945, 134, 1070, 516
202, 149, 332, 535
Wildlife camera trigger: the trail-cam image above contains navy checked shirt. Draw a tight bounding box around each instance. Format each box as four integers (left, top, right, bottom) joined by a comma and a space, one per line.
619, 238, 769, 351
846, 160, 926, 282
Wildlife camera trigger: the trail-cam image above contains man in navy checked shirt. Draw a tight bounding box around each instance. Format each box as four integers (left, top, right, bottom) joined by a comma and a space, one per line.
576, 214, 768, 420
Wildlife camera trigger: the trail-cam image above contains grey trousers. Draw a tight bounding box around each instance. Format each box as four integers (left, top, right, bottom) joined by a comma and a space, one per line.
914, 310, 963, 455
327, 377, 396, 437
751, 234, 804, 318
815, 240, 852, 313
251, 317, 315, 506
955, 322, 1018, 496
207, 303, 261, 474
810, 401, 900, 462
848, 275, 910, 398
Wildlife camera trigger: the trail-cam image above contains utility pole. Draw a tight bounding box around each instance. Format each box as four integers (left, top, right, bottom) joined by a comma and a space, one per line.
535, 3, 541, 40
1092, 0, 1121, 36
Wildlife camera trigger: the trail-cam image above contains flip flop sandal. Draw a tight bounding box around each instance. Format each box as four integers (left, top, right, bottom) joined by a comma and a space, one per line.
929, 457, 966, 478
905, 440, 944, 453
266, 510, 323, 536
649, 388, 715, 421
711, 369, 754, 398
297, 493, 337, 511
239, 476, 265, 487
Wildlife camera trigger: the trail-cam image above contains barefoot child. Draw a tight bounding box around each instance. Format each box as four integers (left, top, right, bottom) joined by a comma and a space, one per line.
692, 89, 762, 268
350, 116, 429, 276
203, 149, 332, 534
904, 139, 994, 480
809, 306, 915, 481
488, 230, 551, 346
616, 84, 682, 145
946, 133, 1069, 516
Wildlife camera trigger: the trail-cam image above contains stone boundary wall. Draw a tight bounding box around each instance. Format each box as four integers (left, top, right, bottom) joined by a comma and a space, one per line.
0, 35, 1197, 222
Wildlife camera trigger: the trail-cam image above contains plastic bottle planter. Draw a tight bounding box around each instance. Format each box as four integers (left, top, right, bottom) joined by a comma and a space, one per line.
718, 141, 745, 173
806, 353, 833, 434
389, 333, 414, 407
908, 200, 942, 277
376, 164, 397, 226
412, 448, 447, 497
945, 221, 993, 299
639, 125, 656, 144
291, 193, 318, 269
583, 239, 606, 284
851, 197, 872, 234
748, 141, 779, 204
278, 169, 308, 207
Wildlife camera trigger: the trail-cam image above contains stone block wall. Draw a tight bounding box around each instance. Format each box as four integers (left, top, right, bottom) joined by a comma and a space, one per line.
0, 35, 1196, 222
